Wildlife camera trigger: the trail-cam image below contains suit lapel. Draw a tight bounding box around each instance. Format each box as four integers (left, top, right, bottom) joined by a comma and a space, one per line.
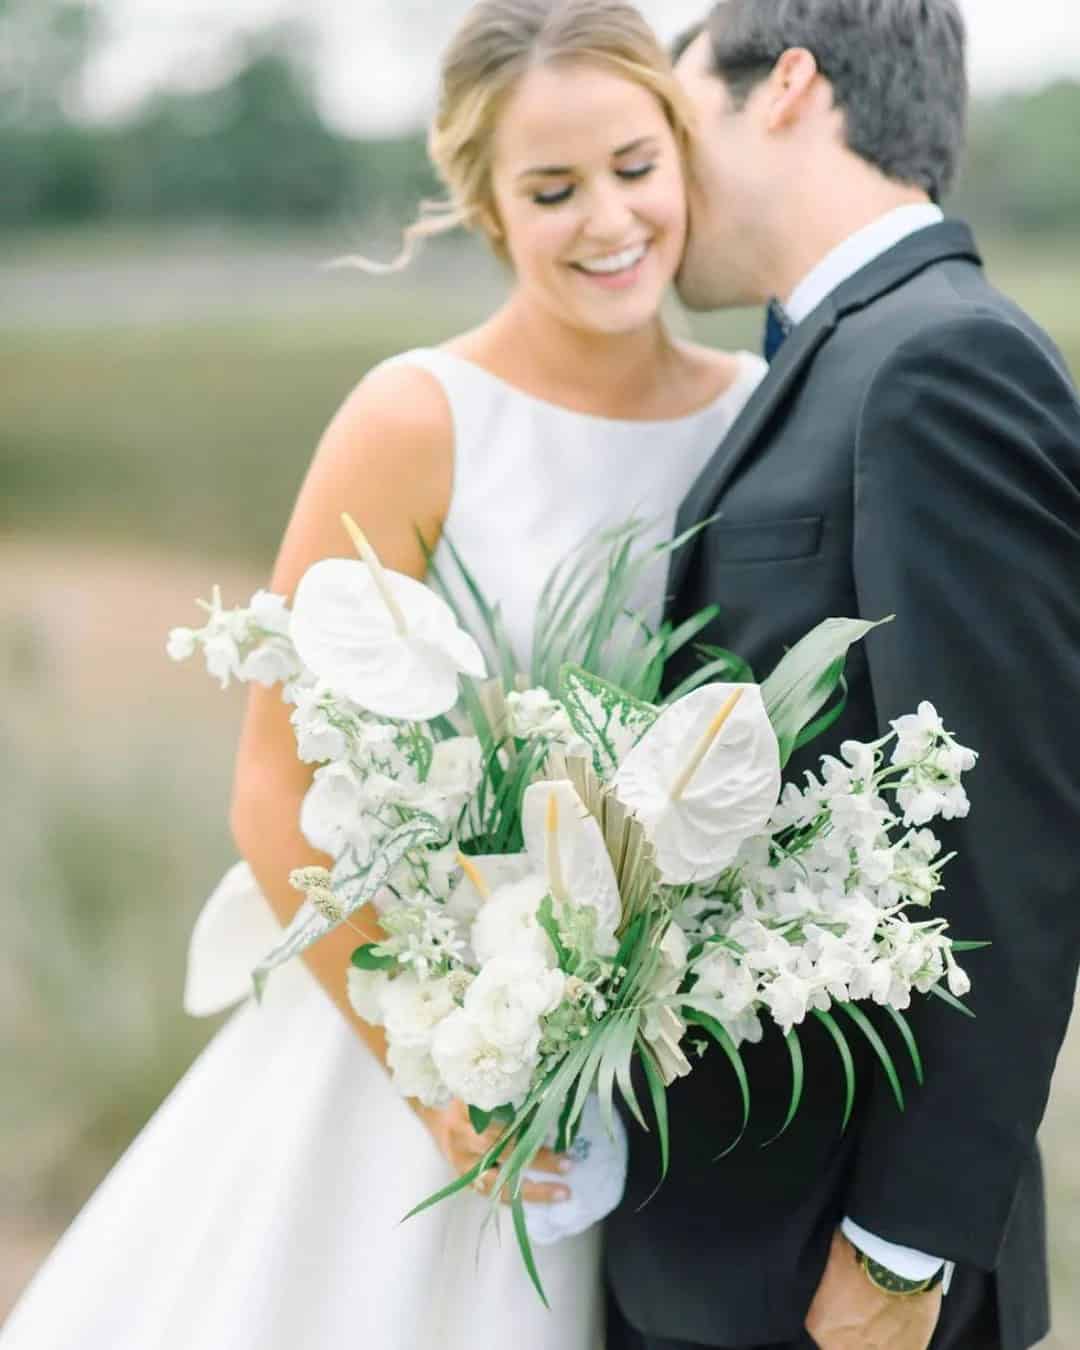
666, 221, 983, 603
667, 299, 837, 599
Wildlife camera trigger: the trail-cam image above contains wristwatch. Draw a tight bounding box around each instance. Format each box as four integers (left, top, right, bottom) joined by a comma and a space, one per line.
854, 1246, 946, 1296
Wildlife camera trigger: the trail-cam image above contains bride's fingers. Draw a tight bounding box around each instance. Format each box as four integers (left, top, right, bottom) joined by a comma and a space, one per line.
468, 1169, 571, 1207
528, 1147, 573, 1176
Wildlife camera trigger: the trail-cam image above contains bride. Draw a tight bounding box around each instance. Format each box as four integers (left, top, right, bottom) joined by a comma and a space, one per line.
2, 2, 765, 1346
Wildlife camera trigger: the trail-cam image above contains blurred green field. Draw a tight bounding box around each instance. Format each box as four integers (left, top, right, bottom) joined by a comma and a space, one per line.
1, 228, 1078, 1337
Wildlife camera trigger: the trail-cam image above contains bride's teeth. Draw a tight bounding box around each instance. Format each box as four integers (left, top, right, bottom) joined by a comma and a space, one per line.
577, 244, 648, 276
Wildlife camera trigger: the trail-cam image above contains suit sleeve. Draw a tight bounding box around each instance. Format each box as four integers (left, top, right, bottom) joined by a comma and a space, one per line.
845, 311, 1080, 1271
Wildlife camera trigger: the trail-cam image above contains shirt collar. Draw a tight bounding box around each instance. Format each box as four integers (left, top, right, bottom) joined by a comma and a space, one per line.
784, 203, 945, 326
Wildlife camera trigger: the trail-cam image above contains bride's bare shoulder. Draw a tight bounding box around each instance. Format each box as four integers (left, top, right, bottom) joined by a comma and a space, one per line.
675, 341, 752, 401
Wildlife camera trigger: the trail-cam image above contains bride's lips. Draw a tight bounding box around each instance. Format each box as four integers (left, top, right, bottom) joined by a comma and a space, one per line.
568, 242, 652, 291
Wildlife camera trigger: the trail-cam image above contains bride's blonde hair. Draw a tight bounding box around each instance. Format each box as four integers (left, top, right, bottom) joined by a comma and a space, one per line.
343, 0, 694, 274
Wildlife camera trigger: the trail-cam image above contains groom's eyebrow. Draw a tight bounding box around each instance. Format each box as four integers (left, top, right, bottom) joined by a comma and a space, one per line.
517, 137, 658, 180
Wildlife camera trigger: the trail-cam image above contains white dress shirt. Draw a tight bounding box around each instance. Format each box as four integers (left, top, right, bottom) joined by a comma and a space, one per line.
783, 201, 954, 1292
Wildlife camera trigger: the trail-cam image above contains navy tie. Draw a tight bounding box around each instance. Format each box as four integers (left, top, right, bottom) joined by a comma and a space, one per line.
763, 298, 792, 363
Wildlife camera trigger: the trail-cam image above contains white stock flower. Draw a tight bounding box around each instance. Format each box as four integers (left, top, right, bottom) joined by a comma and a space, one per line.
299, 761, 377, 856
381, 974, 457, 1049
890, 702, 946, 766
431, 1008, 537, 1111
426, 737, 484, 818
238, 641, 301, 688
166, 626, 198, 662
691, 948, 758, 1021
760, 970, 814, 1033
346, 967, 390, 1026
203, 632, 242, 689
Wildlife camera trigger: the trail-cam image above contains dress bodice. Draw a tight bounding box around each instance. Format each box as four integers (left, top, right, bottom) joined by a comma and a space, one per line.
377, 346, 767, 675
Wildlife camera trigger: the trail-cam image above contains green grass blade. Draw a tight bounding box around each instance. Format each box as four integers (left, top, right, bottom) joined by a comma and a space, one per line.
512, 1192, 551, 1309
636, 1043, 670, 1203
612, 1011, 648, 1132
839, 1003, 905, 1114
761, 1027, 805, 1147
929, 983, 977, 1019
812, 1009, 856, 1133
883, 1006, 924, 1086
682, 1008, 750, 1158
950, 940, 991, 953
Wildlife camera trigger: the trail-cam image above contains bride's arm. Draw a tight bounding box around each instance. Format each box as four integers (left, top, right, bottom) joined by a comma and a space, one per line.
229, 361, 451, 1054
228, 362, 570, 1204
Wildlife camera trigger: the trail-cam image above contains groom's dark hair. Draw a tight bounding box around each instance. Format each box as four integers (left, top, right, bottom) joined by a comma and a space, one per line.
703, 0, 968, 202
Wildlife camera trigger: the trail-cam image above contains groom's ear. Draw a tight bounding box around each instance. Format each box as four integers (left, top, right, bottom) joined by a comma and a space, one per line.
760, 48, 825, 132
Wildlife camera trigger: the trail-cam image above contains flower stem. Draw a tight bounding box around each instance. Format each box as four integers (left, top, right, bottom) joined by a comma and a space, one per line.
341, 513, 409, 636
670, 688, 745, 802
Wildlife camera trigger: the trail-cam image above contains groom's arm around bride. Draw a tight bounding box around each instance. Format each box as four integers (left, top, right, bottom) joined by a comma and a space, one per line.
606, 4, 1080, 1349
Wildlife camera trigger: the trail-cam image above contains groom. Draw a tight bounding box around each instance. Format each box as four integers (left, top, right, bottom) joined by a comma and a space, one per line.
605, 2, 1080, 1349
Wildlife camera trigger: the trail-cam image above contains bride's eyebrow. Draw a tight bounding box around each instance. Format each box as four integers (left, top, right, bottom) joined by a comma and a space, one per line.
516, 136, 660, 181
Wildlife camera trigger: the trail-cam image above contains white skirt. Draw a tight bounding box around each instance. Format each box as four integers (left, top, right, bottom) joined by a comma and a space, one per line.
2, 954, 604, 1348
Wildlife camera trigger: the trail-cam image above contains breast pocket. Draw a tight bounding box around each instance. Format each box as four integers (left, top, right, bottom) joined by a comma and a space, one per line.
705, 514, 824, 564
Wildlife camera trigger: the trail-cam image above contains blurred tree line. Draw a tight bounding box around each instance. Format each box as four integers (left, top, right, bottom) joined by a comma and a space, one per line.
1, 0, 1077, 236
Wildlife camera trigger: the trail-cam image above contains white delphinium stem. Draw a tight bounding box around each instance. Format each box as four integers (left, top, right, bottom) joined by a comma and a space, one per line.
340, 512, 409, 637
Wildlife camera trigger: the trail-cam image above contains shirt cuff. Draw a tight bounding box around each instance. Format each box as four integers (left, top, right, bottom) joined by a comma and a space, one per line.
841, 1218, 954, 1292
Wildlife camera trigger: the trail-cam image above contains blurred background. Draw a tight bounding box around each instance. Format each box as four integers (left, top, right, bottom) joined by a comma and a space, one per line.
1, 0, 1078, 1335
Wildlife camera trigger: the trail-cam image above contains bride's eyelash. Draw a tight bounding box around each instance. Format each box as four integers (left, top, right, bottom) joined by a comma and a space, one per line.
532, 162, 657, 208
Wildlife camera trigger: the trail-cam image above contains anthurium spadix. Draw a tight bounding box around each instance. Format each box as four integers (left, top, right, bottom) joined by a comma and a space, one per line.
289, 515, 487, 721
521, 780, 622, 956
613, 683, 782, 885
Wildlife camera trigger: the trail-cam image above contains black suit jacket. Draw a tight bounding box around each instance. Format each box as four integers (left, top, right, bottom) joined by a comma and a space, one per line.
605, 223, 1080, 1349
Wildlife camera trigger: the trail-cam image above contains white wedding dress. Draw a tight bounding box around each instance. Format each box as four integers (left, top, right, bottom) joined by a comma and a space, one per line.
1, 346, 766, 1350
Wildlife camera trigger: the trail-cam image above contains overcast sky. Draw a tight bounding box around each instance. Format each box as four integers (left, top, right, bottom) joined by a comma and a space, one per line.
85, 0, 1080, 134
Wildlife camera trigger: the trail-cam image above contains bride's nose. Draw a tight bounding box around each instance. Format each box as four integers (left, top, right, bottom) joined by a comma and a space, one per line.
580, 182, 636, 243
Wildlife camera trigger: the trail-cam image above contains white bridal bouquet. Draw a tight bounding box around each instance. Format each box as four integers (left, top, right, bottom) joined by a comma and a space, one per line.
170, 515, 980, 1302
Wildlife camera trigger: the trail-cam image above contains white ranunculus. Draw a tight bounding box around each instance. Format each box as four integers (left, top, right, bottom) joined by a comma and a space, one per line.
346, 967, 390, 1026
614, 683, 781, 886
470, 874, 558, 968
521, 780, 621, 956
290, 557, 486, 721
381, 973, 457, 1049
464, 955, 566, 1057
431, 1008, 537, 1111
387, 1040, 451, 1109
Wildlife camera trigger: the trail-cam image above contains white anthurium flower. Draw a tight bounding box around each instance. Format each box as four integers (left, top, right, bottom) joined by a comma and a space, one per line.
521, 780, 622, 957
289, 516, 486, 721
613, 683, 782, 886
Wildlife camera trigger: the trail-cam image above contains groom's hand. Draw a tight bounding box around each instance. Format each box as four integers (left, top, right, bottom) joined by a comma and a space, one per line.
806, 1231, 942, 1350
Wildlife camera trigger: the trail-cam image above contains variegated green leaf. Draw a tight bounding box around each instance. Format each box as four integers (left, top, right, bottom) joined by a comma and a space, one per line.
252, 813, 445, 997
559, 663, 659, 779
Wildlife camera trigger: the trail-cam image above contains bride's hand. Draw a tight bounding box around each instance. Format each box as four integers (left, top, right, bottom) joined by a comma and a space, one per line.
414, 1098, 573, 1207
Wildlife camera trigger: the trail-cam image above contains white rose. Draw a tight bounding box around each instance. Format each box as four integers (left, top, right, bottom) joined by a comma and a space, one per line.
464, 956, 566, 1057
431, 1008, 537, 1111
470, 875, 558, 968
346, 967, 390, 1026
387, 1041, 450, 1109
381, 974, 457, 1049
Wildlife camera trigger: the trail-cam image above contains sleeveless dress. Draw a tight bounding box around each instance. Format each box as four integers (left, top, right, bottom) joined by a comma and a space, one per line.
1, 346, 766, 1350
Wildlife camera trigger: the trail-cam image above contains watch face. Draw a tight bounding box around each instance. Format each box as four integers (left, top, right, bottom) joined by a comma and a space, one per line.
861, 1254, 940, 1296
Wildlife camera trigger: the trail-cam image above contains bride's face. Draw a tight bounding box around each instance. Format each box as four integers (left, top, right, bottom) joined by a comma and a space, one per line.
488, 60, 686, 336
